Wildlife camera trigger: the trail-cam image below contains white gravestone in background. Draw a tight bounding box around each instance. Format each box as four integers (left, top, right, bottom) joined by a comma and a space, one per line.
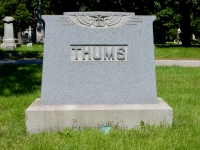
28, 26, 32, 43
36, 0, 45, 43
26, 26, 33, 47
36, 22, 45, 43
26, 12, 173, 133
1, 16, 19, 50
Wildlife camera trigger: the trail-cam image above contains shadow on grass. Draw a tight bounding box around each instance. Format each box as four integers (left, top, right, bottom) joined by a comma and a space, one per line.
0, 50, 43, 60
0, 65, 42, 96
155, 44, 200, 48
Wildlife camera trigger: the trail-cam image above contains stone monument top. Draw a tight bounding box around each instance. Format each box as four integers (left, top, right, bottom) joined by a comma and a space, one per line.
41, 12, 157, 105
3, 16, 15, 22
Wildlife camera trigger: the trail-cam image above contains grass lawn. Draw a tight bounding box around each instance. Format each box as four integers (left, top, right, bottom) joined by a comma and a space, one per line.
0, 44, 43, 59
0, 43, 200, 60
155, 44, 200, 60
0, 65, 200, 149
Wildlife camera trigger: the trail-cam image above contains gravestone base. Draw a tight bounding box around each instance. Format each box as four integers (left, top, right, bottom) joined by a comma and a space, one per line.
25, 98, 173, 133
5, 46, 15, 50
1, 38, 20, 49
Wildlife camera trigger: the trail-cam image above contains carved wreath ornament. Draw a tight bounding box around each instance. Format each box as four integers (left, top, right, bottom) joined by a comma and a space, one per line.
67, 15, 131, 28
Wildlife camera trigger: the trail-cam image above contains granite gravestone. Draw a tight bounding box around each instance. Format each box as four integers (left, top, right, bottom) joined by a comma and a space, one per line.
0, 16, 19, 50
26, 12, 173, 133
42, 12, 157, 105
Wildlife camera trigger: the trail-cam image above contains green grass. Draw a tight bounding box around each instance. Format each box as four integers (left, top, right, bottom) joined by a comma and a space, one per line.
0, 44, 43, 59
1, 44, 200, 60
155, 45, 200, 60
0, 65, 200, 149
16, 44, 43, 52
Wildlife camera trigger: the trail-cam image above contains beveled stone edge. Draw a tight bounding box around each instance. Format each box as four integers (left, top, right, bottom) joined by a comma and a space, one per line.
26, 98, 172, 111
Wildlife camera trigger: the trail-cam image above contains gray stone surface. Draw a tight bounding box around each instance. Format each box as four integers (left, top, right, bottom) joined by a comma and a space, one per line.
41, 12, 157, 105
36, 23, 45, 43
25, 98, 173, 133
1, 16, 18, 49
5, 46, 15, 50
17, 32, 22, 44
3, 17, 15, 39
28, 26, 32, 43
27, 43, 33, 47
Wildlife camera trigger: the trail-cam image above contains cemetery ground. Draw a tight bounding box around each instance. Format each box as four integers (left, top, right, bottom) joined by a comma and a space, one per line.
0, 44, 43, 60
0, 65, 200, 149
0, 43, 200, 60
155, 44, 200, 60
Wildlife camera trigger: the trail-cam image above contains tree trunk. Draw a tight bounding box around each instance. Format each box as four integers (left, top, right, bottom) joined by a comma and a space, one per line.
181, 2, 191, 46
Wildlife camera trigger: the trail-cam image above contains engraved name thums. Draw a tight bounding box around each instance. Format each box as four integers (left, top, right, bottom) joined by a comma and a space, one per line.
70, 45, 128, 61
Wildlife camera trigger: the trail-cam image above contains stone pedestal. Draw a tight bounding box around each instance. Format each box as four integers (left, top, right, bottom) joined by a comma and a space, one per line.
26, 98, 173, 133
0, 16, 19, 50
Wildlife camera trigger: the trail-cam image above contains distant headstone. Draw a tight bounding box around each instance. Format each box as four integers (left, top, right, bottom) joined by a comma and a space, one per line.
25, 26, 33, 46
26, 12, 173, 133
17, 32, 22, 44
22, 29, 29, 42
0, 16, 19, 50
192, 34, 196, 40
28, 26, 32, 43
6, 46, 15, 50
36, 22, 45, 43
26, 43, 33, 47
36, 0, 45, 43
177, 28, 181, 45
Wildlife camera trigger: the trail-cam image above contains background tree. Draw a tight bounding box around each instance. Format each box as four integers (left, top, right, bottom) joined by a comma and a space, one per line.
191, 1, 200, 40
0, 0, 38, 37
154, 0, 200, 46
0, 0, 199, 46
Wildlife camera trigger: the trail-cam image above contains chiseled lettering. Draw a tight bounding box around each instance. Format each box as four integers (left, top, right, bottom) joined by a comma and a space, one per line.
82, 47, 91, 60
71, 45, 127, 61
72, 47, 81, 60
104, 47, 115, 60
93, 47, 102, 60
117, 47, 125, 60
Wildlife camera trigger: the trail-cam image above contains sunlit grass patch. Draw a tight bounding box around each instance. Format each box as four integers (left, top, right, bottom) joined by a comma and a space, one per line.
155, 45, 200, 59
0, 44, 44, 59
0, 65, 200, 149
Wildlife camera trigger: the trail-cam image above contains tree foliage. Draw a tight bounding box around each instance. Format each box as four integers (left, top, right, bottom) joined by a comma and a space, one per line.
0, 0, 37, 34
0, 0, 200, 46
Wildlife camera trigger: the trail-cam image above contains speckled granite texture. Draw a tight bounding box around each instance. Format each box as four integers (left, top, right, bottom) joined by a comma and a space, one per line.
41, 12, 157, 105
